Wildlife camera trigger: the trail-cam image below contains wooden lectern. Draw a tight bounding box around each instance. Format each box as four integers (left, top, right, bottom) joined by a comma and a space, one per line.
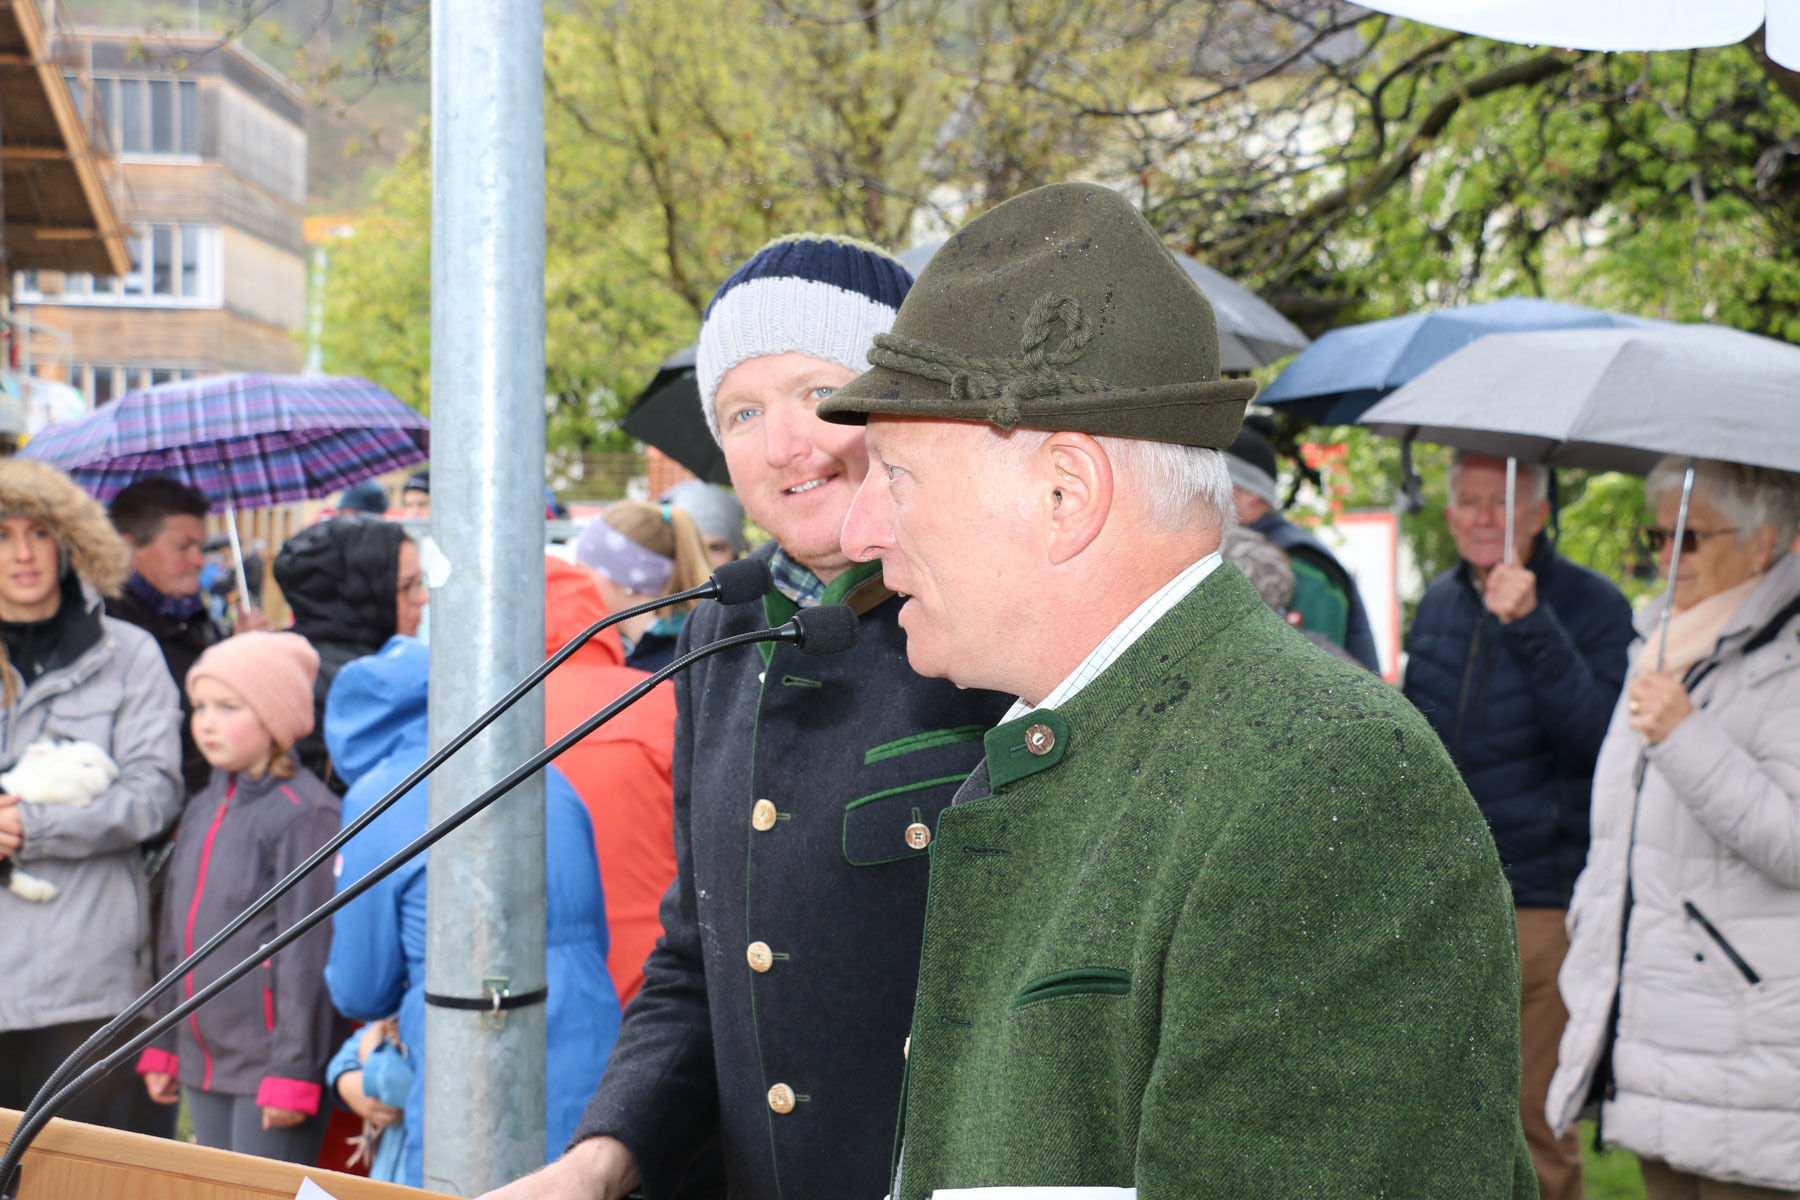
0, 1109, 452, 1199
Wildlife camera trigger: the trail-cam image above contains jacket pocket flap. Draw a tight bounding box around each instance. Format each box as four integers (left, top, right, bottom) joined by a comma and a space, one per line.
1011, 967, 1131, 1010
842, 774, 968, 866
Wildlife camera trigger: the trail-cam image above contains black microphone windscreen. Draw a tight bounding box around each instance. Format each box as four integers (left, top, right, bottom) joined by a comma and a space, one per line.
791, 604, 859, 656
711, 557, 772, 606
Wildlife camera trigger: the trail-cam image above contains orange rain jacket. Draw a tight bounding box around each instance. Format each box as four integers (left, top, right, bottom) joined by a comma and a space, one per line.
543, 556, 677, 1005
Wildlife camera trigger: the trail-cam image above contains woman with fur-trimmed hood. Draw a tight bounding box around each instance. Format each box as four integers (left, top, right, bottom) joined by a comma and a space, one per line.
0, 459, 184, 1126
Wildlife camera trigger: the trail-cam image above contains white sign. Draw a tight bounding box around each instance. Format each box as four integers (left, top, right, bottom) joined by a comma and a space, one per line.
294, 1179, 344, 1200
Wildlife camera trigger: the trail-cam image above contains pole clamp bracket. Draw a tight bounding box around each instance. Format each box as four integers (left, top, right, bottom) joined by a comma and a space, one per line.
424, 977, 547, 1030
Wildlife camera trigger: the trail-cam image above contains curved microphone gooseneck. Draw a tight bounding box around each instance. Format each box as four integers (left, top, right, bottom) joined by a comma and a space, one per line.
0, 601, 858, 1198
7, 557, 770, 1139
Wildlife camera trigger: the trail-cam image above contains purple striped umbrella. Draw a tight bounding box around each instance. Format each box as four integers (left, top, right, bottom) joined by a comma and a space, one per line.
21, 372, 429, 602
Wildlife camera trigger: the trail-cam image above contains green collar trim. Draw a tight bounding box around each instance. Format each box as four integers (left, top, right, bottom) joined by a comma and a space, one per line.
984, 708, 1069, 791
758, 557, 886, 666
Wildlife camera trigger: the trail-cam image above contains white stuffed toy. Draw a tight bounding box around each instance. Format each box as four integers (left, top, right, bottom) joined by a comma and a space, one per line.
0, 739, 120, 902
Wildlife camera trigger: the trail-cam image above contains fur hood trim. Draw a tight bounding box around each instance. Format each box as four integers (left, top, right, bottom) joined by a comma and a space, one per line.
0, 459, 130, 597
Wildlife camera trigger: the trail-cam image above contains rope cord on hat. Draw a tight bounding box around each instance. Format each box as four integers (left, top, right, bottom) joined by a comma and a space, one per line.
867, 292, 1115, 428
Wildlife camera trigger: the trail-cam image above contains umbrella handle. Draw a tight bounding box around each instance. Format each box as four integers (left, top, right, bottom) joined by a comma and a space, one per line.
1504, 457, 1517, 567
1653, 462, 1696, 673
224, 502, 255, 619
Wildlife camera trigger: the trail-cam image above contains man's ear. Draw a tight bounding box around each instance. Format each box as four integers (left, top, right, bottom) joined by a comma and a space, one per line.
1042, 433, 1112, 566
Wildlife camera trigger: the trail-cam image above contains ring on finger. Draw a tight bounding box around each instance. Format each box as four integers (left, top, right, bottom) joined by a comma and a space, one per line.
1629, 700, 1642, 715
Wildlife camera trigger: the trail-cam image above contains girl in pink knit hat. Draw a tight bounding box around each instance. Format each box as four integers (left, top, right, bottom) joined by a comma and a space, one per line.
137, 632, 343, 1164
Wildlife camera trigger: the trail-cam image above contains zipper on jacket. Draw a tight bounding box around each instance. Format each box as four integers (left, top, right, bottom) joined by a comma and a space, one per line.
1683, 900, 1762, 985
183, 777, 235, 1089
1449, 614, 1486, 759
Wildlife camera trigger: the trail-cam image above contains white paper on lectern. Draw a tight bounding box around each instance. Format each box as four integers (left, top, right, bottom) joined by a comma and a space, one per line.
294, 1178, 344, 1200
930, 1189, 1137, 1199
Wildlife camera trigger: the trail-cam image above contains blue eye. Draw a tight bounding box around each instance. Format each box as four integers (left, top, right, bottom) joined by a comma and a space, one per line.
811, 387, 836, 400
731, 407, 760, 424
885, 464, 905, 481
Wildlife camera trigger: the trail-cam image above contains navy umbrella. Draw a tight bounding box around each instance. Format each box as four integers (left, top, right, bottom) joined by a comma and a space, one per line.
1259, 297, 1660, 425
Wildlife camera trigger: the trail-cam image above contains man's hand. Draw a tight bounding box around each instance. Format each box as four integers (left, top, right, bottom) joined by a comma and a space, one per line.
475, 1136, 641, 1200
261, 1105, 306, 1130
336, 1069, 402, 1129
1483, 562, 1538, 624
1627, 670, 1692, 745
234, 605, 271, 633
143, 1071, 180, 1105
0, 795, 23, 860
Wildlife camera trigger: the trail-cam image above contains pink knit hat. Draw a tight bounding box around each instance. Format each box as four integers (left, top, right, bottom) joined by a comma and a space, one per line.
187, 632, 320, 748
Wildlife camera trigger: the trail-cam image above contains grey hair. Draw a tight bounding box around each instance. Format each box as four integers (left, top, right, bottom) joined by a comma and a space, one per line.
1645, 456, 1800, 554
1449, 450, 1550, 503
1099, 437, 1235, 532
991, 429, 1233, 532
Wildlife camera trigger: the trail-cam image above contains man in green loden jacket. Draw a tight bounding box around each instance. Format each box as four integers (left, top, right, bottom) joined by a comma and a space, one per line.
820, 181, 1537, 1200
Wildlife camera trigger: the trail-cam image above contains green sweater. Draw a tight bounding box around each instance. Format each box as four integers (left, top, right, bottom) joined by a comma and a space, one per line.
896, 566, 1536, 1200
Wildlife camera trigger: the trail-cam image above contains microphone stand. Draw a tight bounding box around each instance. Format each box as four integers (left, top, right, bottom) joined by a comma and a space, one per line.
5, 559, 768, 1149
0, 605, 850, 1198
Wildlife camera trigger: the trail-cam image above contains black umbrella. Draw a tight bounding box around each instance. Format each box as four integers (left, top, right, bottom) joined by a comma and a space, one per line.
619, 344, 730, 485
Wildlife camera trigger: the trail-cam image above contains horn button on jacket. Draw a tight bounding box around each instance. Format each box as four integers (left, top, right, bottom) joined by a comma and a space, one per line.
574, 545, 1010, 1200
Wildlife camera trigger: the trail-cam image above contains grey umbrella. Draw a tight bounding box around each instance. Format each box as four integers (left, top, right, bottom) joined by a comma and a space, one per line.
1360, 324, 1800, 475
896, 239, 1309, 371
1361, 322, 1800, 664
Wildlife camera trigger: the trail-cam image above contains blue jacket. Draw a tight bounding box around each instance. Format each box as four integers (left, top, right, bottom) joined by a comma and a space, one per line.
1402, 538, 1634, 907
322, 637, 621, 1187
326, 1031, 412, 1184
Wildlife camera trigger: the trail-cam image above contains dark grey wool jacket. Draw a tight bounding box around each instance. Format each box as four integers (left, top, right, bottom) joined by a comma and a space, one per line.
574, 546, 1010, 1200
144, 764, 340, 1114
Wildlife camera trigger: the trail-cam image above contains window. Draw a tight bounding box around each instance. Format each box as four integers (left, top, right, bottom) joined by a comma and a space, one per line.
73, 365, 193, 406
73, 74, 203, 156
11, 225, 221, 307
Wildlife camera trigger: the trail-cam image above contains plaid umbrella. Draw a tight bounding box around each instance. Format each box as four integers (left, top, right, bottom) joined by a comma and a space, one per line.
21, 373, 429, 603
21, 373, 429, 507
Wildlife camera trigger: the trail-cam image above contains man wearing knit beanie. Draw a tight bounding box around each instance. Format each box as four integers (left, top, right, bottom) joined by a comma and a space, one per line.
187, 632, 320, 751
485, 236, 1008, 1200
1222, 418, 1382, 671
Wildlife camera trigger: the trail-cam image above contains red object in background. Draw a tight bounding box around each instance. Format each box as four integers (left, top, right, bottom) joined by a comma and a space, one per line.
542, 556, 678, 1006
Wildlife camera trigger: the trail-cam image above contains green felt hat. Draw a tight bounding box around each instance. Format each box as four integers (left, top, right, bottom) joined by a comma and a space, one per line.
818, 181, 1258, 447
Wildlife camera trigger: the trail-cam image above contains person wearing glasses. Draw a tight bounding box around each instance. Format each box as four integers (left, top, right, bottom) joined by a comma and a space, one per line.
1549, 458, 1800, 1200
1403, 450, 1635, 1200
271, 514, 427, 792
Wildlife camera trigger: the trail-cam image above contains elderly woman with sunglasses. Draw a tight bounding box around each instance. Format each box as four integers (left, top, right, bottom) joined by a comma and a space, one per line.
1548, 457, 1800, 1199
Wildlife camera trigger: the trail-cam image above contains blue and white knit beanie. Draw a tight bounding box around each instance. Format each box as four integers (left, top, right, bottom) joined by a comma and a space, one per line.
696, 233, 913, 441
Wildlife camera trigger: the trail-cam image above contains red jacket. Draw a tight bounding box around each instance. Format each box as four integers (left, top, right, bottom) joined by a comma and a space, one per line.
543, 556, 677, 1005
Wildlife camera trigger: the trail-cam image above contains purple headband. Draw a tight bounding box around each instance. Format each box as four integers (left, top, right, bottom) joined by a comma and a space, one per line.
575, 516, 674, 595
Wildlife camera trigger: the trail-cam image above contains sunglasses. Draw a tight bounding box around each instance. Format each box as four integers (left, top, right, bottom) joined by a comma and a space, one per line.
1645, 527, 1739, 554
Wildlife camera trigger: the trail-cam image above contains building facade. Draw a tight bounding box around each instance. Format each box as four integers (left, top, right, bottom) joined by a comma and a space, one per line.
12, 31, 307, 403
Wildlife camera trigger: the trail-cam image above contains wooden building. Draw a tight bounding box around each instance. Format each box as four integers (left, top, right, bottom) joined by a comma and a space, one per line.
11, 30, 307, 403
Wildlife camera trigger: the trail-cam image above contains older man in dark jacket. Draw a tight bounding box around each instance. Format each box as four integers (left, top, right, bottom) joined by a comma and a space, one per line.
1404, 450, 1634, 1200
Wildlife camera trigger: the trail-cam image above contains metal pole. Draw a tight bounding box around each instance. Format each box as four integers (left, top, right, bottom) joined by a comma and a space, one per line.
1653, 462, 1696, 672
1503, 456, 1517, 566
426, 0, 547, 1185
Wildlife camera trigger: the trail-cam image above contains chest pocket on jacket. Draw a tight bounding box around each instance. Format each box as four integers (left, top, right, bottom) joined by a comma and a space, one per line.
43, 689, 118, 750
842, 773, 968, 866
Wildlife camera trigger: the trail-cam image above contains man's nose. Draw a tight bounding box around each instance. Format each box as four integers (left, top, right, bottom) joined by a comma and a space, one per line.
840, 472, 893, 564
761, 402, 811, 467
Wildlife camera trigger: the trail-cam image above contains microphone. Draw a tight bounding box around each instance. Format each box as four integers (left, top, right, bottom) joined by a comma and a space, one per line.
4, 557, 770, 1140
780, 602, 860, 655
0, 600, 858, 1195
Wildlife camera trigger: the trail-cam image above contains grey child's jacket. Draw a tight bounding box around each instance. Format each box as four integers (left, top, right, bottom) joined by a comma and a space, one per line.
143, 765, 341, 1114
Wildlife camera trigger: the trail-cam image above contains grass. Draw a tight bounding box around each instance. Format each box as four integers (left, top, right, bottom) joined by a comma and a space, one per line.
1582, 1121, 1648, 1200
